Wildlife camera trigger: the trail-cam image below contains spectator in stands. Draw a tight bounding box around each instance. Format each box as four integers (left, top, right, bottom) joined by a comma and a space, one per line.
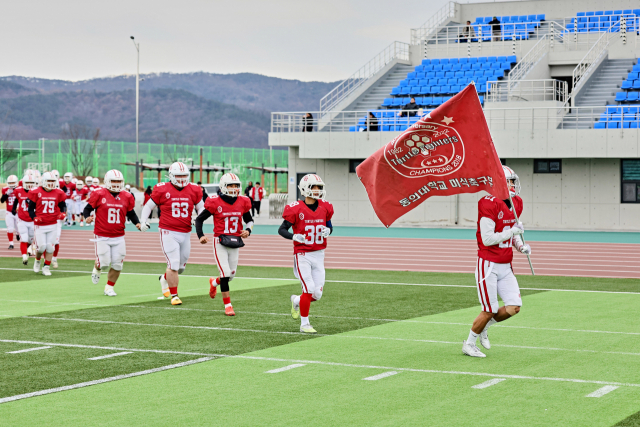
302, 113, 314, 132
367, 112, 379, 131
459, 21, 475, 42
399, 97, 419, 117
488, 16, 501, 41
244, 181, 253, 198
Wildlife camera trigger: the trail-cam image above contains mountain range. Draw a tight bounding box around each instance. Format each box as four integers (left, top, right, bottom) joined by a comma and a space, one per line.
0, 73, 339, 148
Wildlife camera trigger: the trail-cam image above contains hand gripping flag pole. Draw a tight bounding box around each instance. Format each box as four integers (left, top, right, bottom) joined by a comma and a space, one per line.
508, 192, 535, 275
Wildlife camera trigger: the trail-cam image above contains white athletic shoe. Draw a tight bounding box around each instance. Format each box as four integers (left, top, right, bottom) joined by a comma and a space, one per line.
52, 258, 58, 269
290, 295, 300, 320
159, 274, 170, 298
104, 286, 117, 297
33, 259, 41, 273
91, 268, 101, 284
28, 244, 35, 256
80, 221, 84, 227
22, 254, 29, 265
462, 340, 486, 358
300, 324, 317, 334
479, 329, 491, 350
42, 265, 52, 276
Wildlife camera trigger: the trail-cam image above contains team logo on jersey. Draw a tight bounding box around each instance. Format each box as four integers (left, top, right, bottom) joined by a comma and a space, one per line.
217, 206, 222, 213
299, 213, 304, 220
102, 198, 107, 204
383, 118, 465, 178
498, 211, 503, 219
166, 193, 171, 199
38, 193, 42, 198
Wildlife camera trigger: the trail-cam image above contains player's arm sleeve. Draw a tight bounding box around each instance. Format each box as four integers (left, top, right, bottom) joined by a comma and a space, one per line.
513, 234, 524, 251
326, 220, 333, 235
202, 188, 208, 202
11, 199, 18, 216
83, 204, 94, 218
140, 199, 157, 224
194, 209, 212, 239
278, 220, 294, 240
58, 201, 66, 213
28, 200, 36, 219
0, 193, 7, 203
194, 200, 205, 215
127, 209, 140, 224
242, 211, 254, 234
480, 217, 514, 246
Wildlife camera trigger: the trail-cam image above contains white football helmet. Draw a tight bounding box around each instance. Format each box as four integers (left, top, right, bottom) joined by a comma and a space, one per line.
502, 165, 521, 197
85, 176, 93, 186
168, 162, 190, 188
63, 172, 73, 183
7, 175, 18, 189
104, 169, 124, 192
92, 178, 100, 186
51, 170, 60, 180
220, 173, 241, 197
32, 170, 41, 181
76, 181, 84, 190
23, 174, 37, 191
298, 174, 326, 200
42, 172, 57, 191
125, 184, 131, 191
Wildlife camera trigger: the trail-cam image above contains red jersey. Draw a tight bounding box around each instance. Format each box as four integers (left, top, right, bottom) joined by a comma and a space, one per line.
74, 187, 90, 201
204, 195, 252, 237
476, 195, 523, 264
88, 188, 136, 238
12, 187, 33, 222
282, 199, 334, 254
62, 181, 76, 200
249, 186, 264, 201
27, 187, 66, 226
150, 182, 203, 233
2, 187, 17, 212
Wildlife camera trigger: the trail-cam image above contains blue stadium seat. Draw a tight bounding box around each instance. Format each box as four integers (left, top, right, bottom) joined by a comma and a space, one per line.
422, 96, 433, 105
594, 122, 606, 129
382, 98, 393, 107
629, 92, 640, 102
607, 122, 619, 128
430, 86, 440, 94
416, 72, 426, 79
451, 84, 461, 93
445, 71, 455, 78
440, 58, 450, 64
441, 85, 451, 93
400, 87, 410, 95
392, 98, 403, 106
432, 96, 443, 105
436, 71, 445, 78
426, 71, 436, 78
633, 64, 640, 72
468, 57, 478, 64
399, 79, 409, 87
577, 12, 586, 16
390, 87, 401, 95
421, 59, 431, 65
419, 86, 430, 95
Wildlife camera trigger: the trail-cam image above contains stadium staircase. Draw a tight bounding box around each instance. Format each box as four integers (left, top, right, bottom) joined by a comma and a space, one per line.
348, 64, 414, 111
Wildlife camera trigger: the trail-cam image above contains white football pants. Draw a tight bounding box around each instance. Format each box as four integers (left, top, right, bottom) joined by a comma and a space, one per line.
75, 201, 85, 215
293, 249, 325, 301
35, 224, 57, 254
213, 238, 239, 280
17, 220, 34, 244
56, 220, 62, 244
476, 257, 522, 314
159, 228, 191, 273
94, 235, 126, 271
65, 199, 74, 222
5, 212, 16, 233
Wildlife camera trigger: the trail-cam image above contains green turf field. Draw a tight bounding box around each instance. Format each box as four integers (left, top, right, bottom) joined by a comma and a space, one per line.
1, 257, 640, 426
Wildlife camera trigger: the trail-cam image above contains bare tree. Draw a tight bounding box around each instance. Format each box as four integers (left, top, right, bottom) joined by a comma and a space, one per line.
61, 123, 102, 176
0, 111, 17, 174
160, 130, 196, 163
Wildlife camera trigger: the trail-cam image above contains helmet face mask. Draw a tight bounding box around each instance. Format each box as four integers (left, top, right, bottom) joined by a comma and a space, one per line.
41, 172, 57, 191
169, 162, 190, 188
76, 181, 84, 190
104, 170, 124, 192
298, 174, 326, 200
92, 178, 99, 186
7, 175, 18, 189
85, 176, 93, 186
51, 170, 60, 180
219, 173, 241, 197
23, 175, 37, 191
502, 165, 521, 197
64, 172, 73, 183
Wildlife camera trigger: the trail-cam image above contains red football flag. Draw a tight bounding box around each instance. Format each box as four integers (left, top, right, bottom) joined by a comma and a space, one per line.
356, 84, 509, 227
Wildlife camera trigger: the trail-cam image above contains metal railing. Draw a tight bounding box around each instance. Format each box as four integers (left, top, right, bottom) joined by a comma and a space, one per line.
487, 79, 568, 103
319, 41, 410, 116
572, 25, 611, 92
506, 34, 548, 90
410, 1, 457, 44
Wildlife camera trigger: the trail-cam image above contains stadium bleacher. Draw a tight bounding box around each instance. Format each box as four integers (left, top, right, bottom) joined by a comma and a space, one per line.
470, 15, 545, 41
565, 10, 640, 33
594, 106, 640, 129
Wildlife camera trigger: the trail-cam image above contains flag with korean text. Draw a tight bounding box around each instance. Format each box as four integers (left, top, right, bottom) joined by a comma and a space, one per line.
356, 84, 509, 227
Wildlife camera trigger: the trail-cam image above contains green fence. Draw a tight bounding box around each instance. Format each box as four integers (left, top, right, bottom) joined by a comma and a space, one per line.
0, 140, 288, 193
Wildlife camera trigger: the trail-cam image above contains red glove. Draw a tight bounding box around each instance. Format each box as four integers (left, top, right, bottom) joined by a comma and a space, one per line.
34, 217, 43, 224
58, 212, 66, 220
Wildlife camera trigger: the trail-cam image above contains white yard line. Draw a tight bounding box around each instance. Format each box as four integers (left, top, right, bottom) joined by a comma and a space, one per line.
87, 352, 133, 360
0, 357, 213, 404
363, 371, 398, 381
6, 346, 52, 354
586, 385, 619, 397
1, 267, 639, 294
0, 338, 637, 389
472, 378, 506, 389
265, 364, 306, 374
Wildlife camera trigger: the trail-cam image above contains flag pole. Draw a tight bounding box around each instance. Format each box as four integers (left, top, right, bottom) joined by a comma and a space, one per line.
508, 193, 535, 275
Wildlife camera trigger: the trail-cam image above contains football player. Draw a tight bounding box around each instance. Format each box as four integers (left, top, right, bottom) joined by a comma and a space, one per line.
27, 172, 66, 276
195, 173, 253, 316
11, 175, 37, 265
462, 165, 532, 358
50, 170, 63, 267
140, 162, 204, 305
279, 174, 334, 334
62, 172, 76, 226
1, 175, 19, 249
85, 170, 141, 296
74, 181, 90, 226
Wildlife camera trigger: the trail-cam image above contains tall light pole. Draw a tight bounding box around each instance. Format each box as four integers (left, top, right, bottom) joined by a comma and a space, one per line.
130, 36, 140, 187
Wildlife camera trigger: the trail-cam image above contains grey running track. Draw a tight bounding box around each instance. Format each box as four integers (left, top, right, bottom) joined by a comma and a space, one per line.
1, 229, 639, 279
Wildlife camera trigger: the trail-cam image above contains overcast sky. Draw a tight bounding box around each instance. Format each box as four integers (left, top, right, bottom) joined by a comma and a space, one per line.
0, 0, 465, 83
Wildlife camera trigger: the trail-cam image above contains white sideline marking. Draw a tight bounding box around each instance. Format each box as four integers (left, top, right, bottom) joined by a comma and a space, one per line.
472, 378, 506, 389
6, 346, 52, 354
0, 357, 212, 404
363, 371, 398, 381
21, 316, 640, 358
0, 339, 636, 388
1, 268, 639, 294
265, 364, 306, 373
87, 352, 133, 360
586, 385, 619, 397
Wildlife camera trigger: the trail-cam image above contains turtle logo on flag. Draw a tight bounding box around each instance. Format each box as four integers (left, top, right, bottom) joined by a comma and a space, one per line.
384, 118, 464, 179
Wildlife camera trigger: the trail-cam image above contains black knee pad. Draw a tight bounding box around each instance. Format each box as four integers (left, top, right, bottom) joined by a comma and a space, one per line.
220, 277, 230, 293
